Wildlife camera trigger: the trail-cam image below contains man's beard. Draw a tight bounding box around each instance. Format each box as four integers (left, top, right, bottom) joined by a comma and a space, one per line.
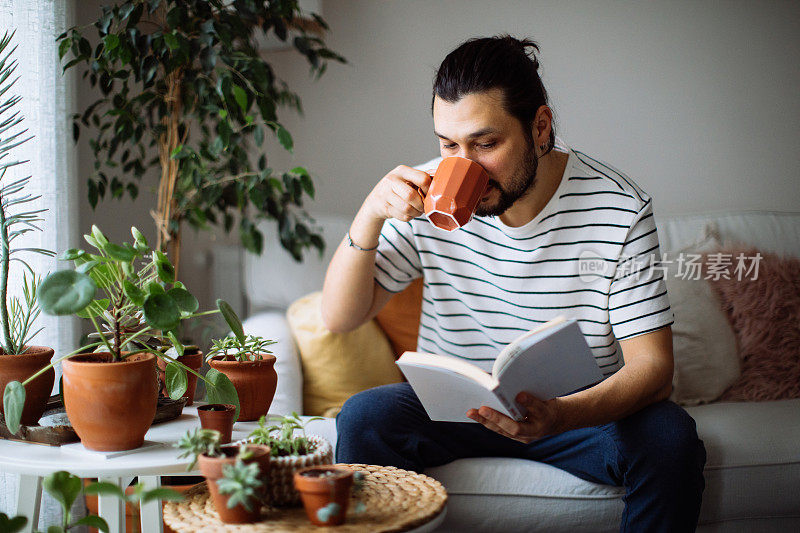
475, 145, 538, 217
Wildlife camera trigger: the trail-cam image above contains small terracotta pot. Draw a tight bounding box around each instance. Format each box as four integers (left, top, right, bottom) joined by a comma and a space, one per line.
208, 355, 277, 421
157, 349, 203, 405
265, 435, 333, 506
197, 403, 236, 444
198, 444, 270, 524
294, 465, 354, 527
0, 346, 55, 427
62, 352, 157, 451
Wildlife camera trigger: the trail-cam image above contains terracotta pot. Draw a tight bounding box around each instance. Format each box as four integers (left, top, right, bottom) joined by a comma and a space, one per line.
294, 465, 354, 526
197, 403, 236, 444
62, 352, 157, 451
264, 435, 333, 506
156, 349, 203, 405
208, 355, 277, 421
198, 444, 270, 524
0, 346, 55, 426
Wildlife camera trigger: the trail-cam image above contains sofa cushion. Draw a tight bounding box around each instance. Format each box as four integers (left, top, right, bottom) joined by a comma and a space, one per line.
664, 271, 740, 406
687, 398, 800, 524
374, 278, 424, 358
704, 248, 800, 402
287, 292, 404, 416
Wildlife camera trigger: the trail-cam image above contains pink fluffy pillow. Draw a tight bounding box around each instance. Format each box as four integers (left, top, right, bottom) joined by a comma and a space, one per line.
703, 248, 800, 401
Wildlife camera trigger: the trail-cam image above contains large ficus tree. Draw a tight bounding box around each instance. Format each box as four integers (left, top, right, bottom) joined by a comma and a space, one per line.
58, 0, 345, 271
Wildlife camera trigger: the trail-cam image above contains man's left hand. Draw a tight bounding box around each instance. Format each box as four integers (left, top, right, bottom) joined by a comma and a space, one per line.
466, 392, 562, 444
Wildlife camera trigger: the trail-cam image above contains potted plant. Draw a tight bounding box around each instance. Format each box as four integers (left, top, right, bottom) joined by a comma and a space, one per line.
205, 300, 278, 421
2, 226, 239, 450
294, 465, 355, 526
58, 0, 345, 273
157, 344, 203, 405
0, 31, 56, 429
197, 403, 236, 444
175, 427, 269, 524
246, 412, 332, 506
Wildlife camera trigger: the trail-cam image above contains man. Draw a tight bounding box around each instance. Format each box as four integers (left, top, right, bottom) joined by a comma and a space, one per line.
322, 35, 706, 532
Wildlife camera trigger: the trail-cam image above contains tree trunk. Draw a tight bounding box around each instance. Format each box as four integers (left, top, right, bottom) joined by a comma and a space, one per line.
156, 68, 183, 277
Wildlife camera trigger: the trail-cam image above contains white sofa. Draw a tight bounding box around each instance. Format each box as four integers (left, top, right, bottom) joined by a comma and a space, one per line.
215, 210, 800, 532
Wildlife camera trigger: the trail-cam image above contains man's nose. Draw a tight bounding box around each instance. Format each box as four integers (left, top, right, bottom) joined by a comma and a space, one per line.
454, 147, 476, 161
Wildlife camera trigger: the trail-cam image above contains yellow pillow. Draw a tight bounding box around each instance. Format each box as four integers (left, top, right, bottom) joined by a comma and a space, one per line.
286, 292, 404, 417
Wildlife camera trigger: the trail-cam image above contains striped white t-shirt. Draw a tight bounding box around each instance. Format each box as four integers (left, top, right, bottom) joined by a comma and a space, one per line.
373, 147, 674, 379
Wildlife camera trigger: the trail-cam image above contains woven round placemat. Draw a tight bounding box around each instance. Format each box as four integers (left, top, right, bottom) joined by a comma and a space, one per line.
163, 463, 447, 532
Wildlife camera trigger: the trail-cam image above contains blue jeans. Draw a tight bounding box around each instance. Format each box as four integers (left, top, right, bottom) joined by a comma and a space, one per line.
336, 382, 706, 532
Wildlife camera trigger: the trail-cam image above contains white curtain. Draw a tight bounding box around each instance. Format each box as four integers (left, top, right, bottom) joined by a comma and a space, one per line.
0, 0, 80, 528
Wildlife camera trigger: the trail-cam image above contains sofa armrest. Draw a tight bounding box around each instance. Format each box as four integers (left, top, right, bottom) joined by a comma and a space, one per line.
242, 311, 303, 415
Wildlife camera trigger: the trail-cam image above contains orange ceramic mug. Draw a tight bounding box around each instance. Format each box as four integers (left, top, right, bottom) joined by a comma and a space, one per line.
423, 157, 490, 231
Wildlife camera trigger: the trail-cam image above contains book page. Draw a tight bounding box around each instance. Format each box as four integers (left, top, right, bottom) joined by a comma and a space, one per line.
491, 315, 568, 377
398, 352, 498, 390
493, 320, 603, 403
396, 360, 510, 423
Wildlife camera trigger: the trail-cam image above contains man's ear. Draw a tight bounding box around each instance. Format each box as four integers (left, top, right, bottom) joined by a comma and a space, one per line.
532, 105, 553, 150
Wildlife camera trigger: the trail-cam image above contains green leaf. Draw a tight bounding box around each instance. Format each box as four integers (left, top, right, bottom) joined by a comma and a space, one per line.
75, 515, 109, 533
47, 526, 65, 533
103, 34, 119, 51
104, 243, 135, 262
167, 287, 198, 313
154, 251, 176, 283
38, 270, 97, 315
43, 471, 83, 513
60, 248, 86, 261
232, 85, 247, 112
143, 293, 181, 331
131, 227, 148, 247
140, 487, 185, 504
76, 260, 100, 275
3, 382, 25, 434
91, 225, 109, 248
276, 125, 293, 152
163, 32, 179, 50
76, 298, 110, 319
254, 125, 264, 146
205, 369, 240, 421
216, 299, 244, 344
58, 38, 72, 60
85, 482, 126, 499
0, 513, 27, 533
123, 280, 145, 306
300, 174, 314, 198
165, 363, 188, 400
146, 281, 165, 296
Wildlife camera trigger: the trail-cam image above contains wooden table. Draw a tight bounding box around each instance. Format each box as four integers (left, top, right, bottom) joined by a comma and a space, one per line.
163, 464, 448, 532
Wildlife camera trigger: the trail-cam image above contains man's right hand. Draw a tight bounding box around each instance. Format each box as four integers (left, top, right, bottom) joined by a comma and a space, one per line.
361, 165, 433, 223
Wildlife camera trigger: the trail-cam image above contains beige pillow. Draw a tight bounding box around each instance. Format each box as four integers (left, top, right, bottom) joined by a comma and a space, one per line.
287, 292, 404, 416
664, 264, 740, 406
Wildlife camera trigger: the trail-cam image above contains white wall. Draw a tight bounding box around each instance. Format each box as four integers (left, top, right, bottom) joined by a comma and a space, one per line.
263, 0, 800, 218
74, 0, 800, 314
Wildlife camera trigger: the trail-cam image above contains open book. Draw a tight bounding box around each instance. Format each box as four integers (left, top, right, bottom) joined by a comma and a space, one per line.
396, 316, 603, 423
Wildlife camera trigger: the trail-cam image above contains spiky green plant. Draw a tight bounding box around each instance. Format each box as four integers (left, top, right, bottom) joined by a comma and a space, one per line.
217, 459, 263, 511
247, 412, 323, 457
0, 31, 55, 355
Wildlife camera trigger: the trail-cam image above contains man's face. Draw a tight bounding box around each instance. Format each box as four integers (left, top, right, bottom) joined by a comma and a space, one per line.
432, 88, 537, 217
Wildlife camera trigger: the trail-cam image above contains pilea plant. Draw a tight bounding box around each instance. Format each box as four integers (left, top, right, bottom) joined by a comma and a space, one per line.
1, 225, 239, 434
57, 0, 345, 272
